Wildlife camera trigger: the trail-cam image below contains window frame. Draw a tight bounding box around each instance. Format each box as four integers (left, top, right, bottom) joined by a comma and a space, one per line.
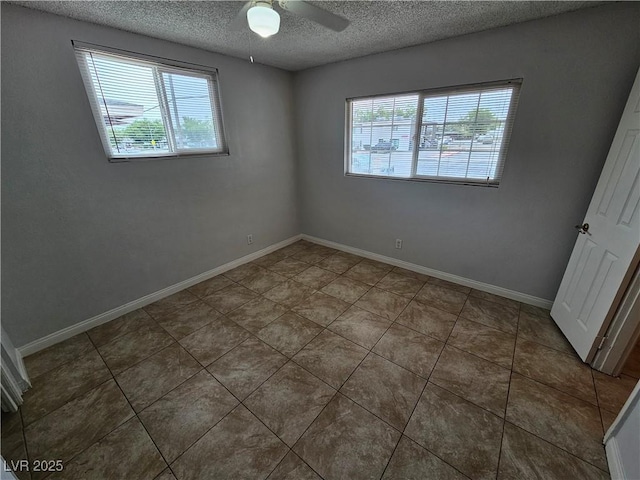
73, 41, 229, 162
344, 79, 522, 187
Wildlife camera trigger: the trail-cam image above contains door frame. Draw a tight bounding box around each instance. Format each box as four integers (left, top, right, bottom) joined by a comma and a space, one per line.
604, 378, 640, 479
0, 327, 31, 412
592, 247, 640, 375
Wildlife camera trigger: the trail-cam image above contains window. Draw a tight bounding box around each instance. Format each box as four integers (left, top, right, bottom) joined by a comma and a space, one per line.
74, 42, 228, 160
346, 80, 521, 186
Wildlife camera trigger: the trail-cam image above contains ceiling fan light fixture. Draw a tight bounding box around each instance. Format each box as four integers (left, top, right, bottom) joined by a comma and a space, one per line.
247, 2, 280, 38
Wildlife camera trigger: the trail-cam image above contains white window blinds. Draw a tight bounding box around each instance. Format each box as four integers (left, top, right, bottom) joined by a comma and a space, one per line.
347, 80, 521, 186
74, 42, 228, 160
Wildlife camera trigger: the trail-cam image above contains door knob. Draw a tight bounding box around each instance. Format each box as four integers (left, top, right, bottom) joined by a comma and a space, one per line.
575, 223, 590, 234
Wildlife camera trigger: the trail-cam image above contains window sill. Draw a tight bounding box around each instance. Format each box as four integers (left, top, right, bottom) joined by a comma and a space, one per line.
344, 172, 500, 188
108, 150, 230, 163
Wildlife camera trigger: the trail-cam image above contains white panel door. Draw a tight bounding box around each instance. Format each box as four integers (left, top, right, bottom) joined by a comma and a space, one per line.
551, 68, 640, 362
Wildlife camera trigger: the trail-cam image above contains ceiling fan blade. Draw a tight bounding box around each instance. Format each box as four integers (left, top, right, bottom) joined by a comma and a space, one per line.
278, 0, 349, 32
228, 1, 253, 31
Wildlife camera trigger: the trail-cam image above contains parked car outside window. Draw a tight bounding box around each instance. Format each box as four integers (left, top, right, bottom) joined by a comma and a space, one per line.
371, 141, 398, 153
475, 134, 494, 144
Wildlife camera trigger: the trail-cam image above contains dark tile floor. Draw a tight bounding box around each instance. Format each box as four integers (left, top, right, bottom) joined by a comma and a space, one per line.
2, 240, 638, 480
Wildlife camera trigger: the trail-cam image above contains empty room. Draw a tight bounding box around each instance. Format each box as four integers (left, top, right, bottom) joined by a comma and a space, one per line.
2, 1, 640, 479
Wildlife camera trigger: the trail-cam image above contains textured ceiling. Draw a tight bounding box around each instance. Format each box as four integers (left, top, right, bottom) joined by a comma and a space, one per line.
10, 1, 603, 71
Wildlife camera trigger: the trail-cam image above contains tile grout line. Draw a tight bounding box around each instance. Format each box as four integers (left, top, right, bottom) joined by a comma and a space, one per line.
515, 309, 577, 356
500, 376, 610, 473
396, 399, 473, 480
442, 342, 512, 374
157, 380, 254, 470
88, 334, 173, 473
235, 291, 434, 446
290, 347, 425, 441
502, 418, 611, 475
165, 376, 294, 478
589, 368, 609, 439
494, 303, 522, 479
171, 263, 359, 473
335, 271, 417, 390
18, 344, 120, 436
109, 330, 247, 476
240, 391, 325, 479
240, 360, 333, 428
199, 286, 260, 317
16, 405, 33, 480
353, 278, 436, 480
508, 360, 603, 412
204, 338, 287, 395
146, 290, 338, 476
20, 333, 98, 386
420, 378, 505, 425
200, 278, 342, 443
392, 285, 522, 344
365, 348, 432, 381
262, 447, 293, 480
511, 320, 582, 357
397, 297, 604, 478
20, 376, 116, 442
285, 389, 339, 473
379, 299, 468, 480
438, 307, 604, 411
146, 296, 227, 340
18, 350, 114, 429
34, 335, 164, 476
388, 298, 509, 478
94, 310, 187, 378
282, 450, 326, 480
433, 317, 608, 472
272, 272, 421, 477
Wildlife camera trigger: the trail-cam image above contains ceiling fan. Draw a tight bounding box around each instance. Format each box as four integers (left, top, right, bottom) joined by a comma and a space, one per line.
230, 0, 350, 38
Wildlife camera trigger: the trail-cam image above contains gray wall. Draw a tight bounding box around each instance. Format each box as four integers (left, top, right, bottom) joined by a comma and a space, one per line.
3, 3, 640, 347
1, 5, 298, 346
293, 3, 640, 301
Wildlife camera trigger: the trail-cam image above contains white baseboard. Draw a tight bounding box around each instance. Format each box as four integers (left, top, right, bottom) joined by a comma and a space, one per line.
605, 437, 625, 480
18, 232, 551, 357
14, 352, 30, 391
18, 235, 302, 357
301, 234, 553, 309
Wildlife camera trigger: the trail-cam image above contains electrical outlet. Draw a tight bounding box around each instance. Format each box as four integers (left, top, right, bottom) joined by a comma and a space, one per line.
247, 234, 253, 245
395, 239, 402, 249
